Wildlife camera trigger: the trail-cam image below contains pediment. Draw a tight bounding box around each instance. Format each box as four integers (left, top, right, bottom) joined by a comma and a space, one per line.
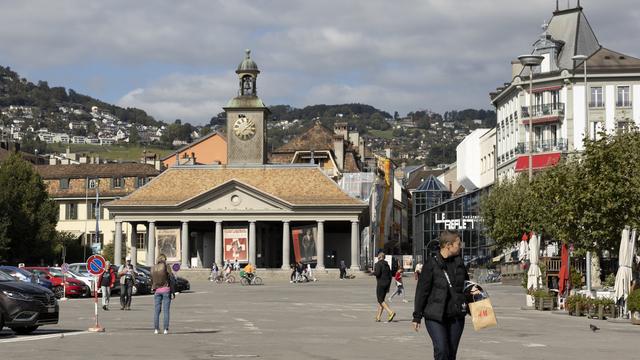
182, 180, 291, 212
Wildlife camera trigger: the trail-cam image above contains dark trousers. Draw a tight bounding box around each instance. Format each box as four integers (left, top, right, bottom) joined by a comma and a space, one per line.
425, 318, 465, 360
339, 268, 346, 279
120, 282, 133, 308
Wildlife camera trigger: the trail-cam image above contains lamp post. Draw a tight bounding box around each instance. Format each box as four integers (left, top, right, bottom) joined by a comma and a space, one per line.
518, 54, 545, 182
572, 54, 592, 294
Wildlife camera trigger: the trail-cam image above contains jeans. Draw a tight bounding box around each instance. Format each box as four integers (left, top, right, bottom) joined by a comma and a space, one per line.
101, 286, 110, 306
120, 282, 133, 309
425, 318, 465, 360
154, 292, 172, 331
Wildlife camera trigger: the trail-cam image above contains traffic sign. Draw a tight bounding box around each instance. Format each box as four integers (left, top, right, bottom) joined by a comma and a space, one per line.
172, 263, 181, 273
61, 263, 69, 273
86, 255, 106, 276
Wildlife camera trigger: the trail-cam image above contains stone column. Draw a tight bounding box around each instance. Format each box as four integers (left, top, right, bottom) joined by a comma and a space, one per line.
249, 221, 256, 265
114, 221, 123, 266
147, 221, 156, 266
281, 221, 290, 270
350, 220, 360, 270
130, 223, 138, 267
215, 221, 223, 266
181, 221, 190, 268
316, 220, 325, 270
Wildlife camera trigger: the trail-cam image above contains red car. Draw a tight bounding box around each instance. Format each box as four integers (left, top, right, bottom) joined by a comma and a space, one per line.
23, 267, 89, 299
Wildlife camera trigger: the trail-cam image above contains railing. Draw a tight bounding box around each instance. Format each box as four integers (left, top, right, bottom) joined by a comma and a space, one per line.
589, 101, 604, 108
616, 100, 632, 107
521, 103, 565, 118
515, 138, 568, 154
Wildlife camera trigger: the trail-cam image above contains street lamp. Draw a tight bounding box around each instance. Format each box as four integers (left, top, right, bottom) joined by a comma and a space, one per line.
572, 54, 592, 294
518, 54, 545, 182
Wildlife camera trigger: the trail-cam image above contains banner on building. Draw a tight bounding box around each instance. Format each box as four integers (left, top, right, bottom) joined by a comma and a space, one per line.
156, 227, 181, 262
223, 228, 248, 262
292, 225, 317, 263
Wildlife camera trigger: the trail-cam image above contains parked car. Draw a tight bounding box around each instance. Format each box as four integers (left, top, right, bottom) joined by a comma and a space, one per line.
107, 265, 151, 296
0, 269, 59, 334
51, 267, 93, 296
68, 263, 90, 277
23, 267, 88, 299
0, 266, 53, 290
137, 266, 190, 292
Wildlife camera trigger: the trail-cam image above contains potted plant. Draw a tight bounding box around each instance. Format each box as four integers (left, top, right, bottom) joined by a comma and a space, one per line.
533, 289, 554, 311
628, 289, 640, 325
596, 298, 616, 320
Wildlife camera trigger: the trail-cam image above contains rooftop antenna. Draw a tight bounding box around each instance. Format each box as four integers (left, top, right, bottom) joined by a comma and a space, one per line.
556, 0, 559, 11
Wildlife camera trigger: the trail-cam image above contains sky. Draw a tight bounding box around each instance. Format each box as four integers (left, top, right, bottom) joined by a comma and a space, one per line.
1, 0, 639, 125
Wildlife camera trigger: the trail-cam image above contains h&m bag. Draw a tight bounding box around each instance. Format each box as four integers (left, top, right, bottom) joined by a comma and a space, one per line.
464, 281, 497, 331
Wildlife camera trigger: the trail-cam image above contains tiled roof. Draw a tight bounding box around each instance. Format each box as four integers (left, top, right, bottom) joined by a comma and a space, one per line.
107, 166, 366, 207
36, 163, 160, 179
406, 169, 446, 190
575, 47, 640, 72
272, 122, 335, 153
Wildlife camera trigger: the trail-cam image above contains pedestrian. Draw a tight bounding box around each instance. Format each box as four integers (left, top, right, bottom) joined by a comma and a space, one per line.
233, 259, 240, 271
290, 263, 297, 283
151, 253, 175, 335
306, 263, 317, 282
374, 251, 395, 322
389, 268, 407, 303
118, 256, 136, 310
414, 262, 423, 281
339, 260, 347, 280
100, 261, 116, 310
209, 262, 219, 282
412, 230, 478, 360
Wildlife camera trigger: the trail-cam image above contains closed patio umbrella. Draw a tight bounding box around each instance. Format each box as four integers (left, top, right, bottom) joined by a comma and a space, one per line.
527, 233, 542, 290
558, 243, 569, 296
615, 227, 635, 304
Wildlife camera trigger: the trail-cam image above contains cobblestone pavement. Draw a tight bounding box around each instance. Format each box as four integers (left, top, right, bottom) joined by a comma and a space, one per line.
1, 277, 638, 359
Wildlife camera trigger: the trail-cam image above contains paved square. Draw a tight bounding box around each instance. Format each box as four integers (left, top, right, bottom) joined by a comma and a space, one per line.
1, 277, 638, 359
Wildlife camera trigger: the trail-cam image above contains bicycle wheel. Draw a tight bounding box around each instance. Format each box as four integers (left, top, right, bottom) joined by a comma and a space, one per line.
240, 277, 248, 286
227, 275, 236, 284
214, 276, 222, 284
253, 277, 263, 285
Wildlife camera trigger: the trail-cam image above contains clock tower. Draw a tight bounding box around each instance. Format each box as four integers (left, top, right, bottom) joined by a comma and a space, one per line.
224, 49, 270, 165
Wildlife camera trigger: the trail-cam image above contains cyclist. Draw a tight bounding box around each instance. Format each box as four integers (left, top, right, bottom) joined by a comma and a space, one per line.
243, 263, 255, 282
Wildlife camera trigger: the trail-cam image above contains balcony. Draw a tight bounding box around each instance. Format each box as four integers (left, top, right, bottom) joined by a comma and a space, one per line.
521, 103, 565, 119
515, 138, 568, 154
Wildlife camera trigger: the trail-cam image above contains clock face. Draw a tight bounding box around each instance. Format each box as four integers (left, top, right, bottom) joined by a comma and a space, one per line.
233, 116, 256, 140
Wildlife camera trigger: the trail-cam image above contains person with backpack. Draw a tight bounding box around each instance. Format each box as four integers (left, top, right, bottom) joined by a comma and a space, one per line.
412, 230, 479, 360
374, 251, 395, 322
151, 253, 175, 335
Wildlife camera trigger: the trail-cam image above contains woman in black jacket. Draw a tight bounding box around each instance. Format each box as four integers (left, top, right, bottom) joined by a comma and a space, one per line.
374, 251, 395, 322
412, 230, 477, 360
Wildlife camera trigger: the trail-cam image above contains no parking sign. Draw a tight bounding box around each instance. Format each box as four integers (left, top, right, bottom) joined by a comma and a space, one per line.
86, 255, 106, 276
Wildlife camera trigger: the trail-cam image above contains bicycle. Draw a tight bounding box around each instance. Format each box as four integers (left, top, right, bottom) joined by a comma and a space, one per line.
240, 273, 263, 286
214, 273, 236, 284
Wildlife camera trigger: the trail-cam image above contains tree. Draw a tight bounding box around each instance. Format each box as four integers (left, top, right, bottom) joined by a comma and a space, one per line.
129, 127, 140, 144
0, 153, 58, 263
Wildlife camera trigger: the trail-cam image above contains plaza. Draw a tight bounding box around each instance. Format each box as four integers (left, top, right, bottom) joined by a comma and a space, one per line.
1, 278, 639, 359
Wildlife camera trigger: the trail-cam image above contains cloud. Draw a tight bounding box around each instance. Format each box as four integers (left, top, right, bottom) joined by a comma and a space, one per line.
1, 0, 639, 124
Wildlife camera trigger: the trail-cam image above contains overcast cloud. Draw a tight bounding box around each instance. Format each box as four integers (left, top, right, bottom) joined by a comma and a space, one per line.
1, 0, 639, 124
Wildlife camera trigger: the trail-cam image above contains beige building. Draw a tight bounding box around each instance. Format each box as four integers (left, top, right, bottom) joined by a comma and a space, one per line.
106, 50, 368, 270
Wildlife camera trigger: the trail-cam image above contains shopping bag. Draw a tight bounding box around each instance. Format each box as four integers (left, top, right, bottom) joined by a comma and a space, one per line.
468, 298, 497, 331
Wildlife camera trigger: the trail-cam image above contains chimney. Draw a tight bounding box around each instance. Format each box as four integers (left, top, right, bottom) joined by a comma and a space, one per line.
334, 122, 348, 140
191, 152, 196, 165
511, 60, 524, 79
333, 135, 344, 171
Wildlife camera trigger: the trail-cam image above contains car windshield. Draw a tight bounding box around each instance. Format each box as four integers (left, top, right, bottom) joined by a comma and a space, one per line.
0, 270, 16, 282
67, 269, 84, 278
48, 268, 64, 277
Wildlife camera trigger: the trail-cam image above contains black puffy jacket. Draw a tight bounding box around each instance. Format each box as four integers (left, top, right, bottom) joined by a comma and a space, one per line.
412, 253, 469, 323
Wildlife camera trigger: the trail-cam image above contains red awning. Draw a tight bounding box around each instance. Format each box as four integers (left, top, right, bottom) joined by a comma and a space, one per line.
514, 153, 562, 172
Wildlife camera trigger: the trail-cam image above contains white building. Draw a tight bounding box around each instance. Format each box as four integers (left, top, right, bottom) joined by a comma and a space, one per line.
456, 128, 495, 190
490, 4, 640, 180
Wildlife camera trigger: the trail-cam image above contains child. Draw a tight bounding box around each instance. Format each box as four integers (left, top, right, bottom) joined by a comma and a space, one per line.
389, 268, 407, 303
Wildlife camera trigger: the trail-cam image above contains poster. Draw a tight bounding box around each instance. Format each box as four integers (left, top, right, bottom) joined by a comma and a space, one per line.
156, 227, 181, 262
292, 225, 317, 263
402, 255, 413, 270
223, 228, 248, 262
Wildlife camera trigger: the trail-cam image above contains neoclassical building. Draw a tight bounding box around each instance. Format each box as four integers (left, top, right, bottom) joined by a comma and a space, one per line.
106, 50, 368, 270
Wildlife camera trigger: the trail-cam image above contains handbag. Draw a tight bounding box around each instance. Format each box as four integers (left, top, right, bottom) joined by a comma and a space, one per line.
468, 298, 497, 331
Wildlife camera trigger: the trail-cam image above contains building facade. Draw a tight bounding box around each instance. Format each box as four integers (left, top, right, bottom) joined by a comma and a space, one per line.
490, 5, 640, 180
161, 131, 227, 168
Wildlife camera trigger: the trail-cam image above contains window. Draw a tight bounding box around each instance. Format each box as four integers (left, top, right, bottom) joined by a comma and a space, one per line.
88, 202, 100, 220
136, 232, 146, 250
590, 87, 604, 107
617, 86, 631, 107
112, 177, 124, 188
87, 178, 97, 189
136, 177, 147, 188
65, 203, 78, 220
60, 178, 70, 189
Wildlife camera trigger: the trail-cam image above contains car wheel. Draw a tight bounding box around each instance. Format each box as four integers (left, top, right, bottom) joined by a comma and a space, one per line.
53, 286, 64, 299
11, 326, 38, 335
132, 285, 138, 296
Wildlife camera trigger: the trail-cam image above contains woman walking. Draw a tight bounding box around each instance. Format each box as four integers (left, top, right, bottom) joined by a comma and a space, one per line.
151, 254, 175, 335
374, 251, 395, 322
412, 230, 477, 360
389, 268, 407, 303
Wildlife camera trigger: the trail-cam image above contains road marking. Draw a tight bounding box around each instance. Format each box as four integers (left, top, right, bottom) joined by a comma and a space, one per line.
523, 343, 547, 347
210, 355, 259, 358
0, 331, 91, 343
